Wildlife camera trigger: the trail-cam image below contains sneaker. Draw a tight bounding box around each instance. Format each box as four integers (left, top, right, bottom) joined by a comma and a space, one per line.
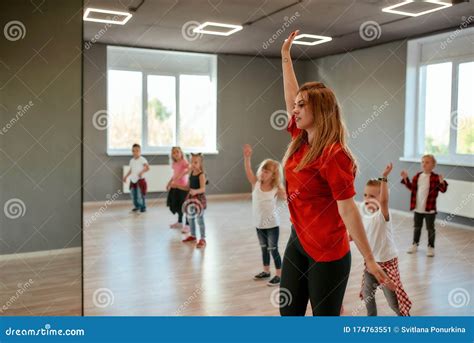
131, 208, 139, 212
181, 225, 190, 233
426, 247, 435, 257
253, 272, 271, 280
182, 236, 196, 243
196, 239, 206, 248
407, 244, 418, 254
140, 208, 146, 213
267, 276, 280, 287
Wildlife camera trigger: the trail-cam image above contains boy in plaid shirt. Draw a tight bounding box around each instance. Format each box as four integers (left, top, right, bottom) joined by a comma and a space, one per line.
401, 154, 448, 257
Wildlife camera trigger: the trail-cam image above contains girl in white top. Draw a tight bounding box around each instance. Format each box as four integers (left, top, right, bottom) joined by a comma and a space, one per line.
243, 144, 286, 287
358, 163, 412, 316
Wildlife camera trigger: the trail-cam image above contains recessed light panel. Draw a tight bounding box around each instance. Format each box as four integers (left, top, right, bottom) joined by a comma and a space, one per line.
83, 8, 132, 25
292, 34, 332, 46
193, 22, 243, 36
382, 1, 452, 17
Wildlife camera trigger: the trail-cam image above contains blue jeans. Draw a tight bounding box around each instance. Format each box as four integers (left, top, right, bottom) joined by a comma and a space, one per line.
189, 212, 205, 239
256, 227, 282, 269
131, 185, 146, 211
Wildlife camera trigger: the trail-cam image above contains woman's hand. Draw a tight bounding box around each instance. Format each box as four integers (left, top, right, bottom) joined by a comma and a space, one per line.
366, 259, 396, 291
281, 30, 299, 55
243, 144, 253, 158
382, 162, 393, 178
400, 170, 408, 180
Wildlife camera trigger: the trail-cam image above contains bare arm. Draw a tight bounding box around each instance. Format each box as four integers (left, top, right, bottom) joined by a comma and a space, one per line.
380, 163, 392, 221
281, 30, 300, 118
338, 198, 396, 290
123, 169, 131, 183
138, 163, 150, 178
276, 186, 287, 200
243, 144, 257, 186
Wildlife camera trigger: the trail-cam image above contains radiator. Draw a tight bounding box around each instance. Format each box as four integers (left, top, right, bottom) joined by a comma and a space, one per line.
122, 165, 173, 194
437, 179, 474, 218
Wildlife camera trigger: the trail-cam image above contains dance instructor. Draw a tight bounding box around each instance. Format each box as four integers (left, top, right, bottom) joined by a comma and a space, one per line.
279, 30, 394, 316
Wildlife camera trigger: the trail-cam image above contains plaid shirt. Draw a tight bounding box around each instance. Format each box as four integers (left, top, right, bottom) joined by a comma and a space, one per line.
401, 172, 448, 213
360, 258, 412, 316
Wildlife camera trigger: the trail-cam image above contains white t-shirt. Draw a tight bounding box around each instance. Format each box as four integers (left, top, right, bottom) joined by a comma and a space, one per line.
252, 181, 280, 229
359, 204, 398, 263
129, 156, 148, 183
415, 172, 434, 213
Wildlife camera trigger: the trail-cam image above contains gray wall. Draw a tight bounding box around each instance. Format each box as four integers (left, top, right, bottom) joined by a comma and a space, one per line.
83, 44, 305, 201
0, 0, 83, 254
303, 40, 472, 226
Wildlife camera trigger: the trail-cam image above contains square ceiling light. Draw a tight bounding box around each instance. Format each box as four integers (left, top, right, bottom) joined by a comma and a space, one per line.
292, 34, 332, 46
83, 8, 132, 25
382, 1, 452, 17
193, 22, 243, 36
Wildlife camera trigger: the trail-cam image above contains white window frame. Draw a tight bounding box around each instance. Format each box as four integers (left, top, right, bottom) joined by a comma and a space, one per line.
106, 47, 218, 156
402, 27, 474, 167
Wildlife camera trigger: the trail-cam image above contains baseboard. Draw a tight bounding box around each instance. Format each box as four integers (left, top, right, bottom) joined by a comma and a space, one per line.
83, 193, 251, 208
0, 246, 81, 261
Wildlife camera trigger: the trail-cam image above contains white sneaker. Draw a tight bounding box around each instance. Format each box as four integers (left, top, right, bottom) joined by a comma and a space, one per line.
426, 247, 435, 257
407, 244, 418, 254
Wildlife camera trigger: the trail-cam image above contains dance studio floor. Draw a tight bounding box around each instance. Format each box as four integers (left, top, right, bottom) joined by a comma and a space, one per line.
82, 196, 473, 316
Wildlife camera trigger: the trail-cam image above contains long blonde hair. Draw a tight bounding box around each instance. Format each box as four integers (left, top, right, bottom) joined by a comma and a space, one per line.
283, 82, 356, 172
257, 159, 283, 189
171, 146, 187, 163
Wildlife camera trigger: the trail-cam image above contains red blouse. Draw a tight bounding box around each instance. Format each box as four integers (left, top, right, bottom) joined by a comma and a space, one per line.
285, 114, 355, 262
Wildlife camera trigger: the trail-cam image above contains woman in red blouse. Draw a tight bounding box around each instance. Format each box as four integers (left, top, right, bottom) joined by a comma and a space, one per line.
279, 30, 394, 316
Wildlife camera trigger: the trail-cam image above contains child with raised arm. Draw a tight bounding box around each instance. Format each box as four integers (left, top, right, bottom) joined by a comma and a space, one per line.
401, 154, 448, 257
122, 143, 149, 213
243, 144, 286, 287
359, 163, 412, 316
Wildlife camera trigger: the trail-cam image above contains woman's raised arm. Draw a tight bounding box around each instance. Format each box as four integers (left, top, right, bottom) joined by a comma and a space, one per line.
281, 30, 300, 119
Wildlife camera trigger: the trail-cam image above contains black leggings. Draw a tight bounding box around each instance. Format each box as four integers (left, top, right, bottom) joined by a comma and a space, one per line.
280, 227, 351, 316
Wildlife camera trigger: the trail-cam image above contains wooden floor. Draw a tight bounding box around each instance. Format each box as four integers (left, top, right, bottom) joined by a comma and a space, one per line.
1, 197, 472, 316
82, 197, 473, 316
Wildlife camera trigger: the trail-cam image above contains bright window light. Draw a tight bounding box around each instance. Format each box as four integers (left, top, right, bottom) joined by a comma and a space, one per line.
193, 22, 243, 36
292, 34, 332, 46
382, 1, 452, 17
83, 8, 132, 25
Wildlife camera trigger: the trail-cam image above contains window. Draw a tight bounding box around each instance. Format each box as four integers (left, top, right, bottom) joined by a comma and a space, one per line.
403, 27, 473, 166
106, 46, 217, 155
